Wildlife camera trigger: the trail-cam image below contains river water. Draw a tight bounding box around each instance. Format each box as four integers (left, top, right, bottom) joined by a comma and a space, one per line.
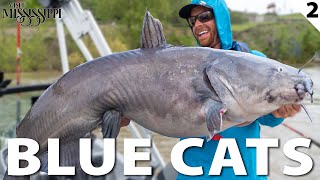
0, 66, 319, 179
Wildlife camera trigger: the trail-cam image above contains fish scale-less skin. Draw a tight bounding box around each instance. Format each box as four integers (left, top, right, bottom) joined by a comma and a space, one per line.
108, 48, 216, 136
16, 47, 217, 155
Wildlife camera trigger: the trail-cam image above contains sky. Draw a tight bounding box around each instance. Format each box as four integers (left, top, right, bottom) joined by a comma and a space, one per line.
225, 0, 301, 15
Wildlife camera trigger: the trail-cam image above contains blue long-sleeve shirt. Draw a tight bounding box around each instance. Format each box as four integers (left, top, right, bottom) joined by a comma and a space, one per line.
176, 114, 284, 180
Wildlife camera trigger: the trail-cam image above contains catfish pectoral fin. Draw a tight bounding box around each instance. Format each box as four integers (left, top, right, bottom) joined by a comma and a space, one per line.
101, 110, 122, 138
202, 99, 226, 141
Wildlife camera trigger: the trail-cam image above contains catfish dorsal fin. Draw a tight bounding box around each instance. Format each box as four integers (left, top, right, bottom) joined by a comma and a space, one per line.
140, 10, 167, 48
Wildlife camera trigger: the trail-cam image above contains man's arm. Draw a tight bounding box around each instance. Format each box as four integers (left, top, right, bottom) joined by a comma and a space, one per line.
258, 113, 284, 127
272, 105, 301, 118
258, 105, 301, 127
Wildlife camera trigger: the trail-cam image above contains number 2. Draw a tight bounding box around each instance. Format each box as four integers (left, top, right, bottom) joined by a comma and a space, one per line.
307, 2, 318, 18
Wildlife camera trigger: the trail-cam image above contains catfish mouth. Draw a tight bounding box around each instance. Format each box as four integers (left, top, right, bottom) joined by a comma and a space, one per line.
294, 84, 308, 101
265, 87, 307, 104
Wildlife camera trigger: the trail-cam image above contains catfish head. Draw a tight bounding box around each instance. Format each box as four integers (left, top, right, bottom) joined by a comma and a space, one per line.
205, 51, 314, 122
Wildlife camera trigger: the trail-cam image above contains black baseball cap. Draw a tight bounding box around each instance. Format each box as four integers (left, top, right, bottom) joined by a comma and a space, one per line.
179, 0, 212, 18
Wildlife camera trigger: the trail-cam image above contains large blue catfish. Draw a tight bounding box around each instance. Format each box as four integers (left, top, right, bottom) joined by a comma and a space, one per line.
5, 11, 313, 179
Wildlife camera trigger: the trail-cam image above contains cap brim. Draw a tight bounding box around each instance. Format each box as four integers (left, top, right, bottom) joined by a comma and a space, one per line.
179, 4, 199, 19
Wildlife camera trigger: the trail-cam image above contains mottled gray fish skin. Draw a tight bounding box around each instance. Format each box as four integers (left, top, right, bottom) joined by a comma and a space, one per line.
18, 47, 220, 143
4, 10, 313, 179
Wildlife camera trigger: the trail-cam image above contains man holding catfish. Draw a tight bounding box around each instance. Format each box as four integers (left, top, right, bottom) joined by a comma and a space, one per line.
176, 0, 304, 179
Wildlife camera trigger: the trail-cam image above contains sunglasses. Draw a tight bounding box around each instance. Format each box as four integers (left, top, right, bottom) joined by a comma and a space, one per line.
187, 11, 214, 27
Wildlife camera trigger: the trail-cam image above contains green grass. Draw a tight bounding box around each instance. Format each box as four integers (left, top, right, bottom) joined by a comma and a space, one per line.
279, 13, 305, 20
233, 20, 320, 64
232, 22, 257, 32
